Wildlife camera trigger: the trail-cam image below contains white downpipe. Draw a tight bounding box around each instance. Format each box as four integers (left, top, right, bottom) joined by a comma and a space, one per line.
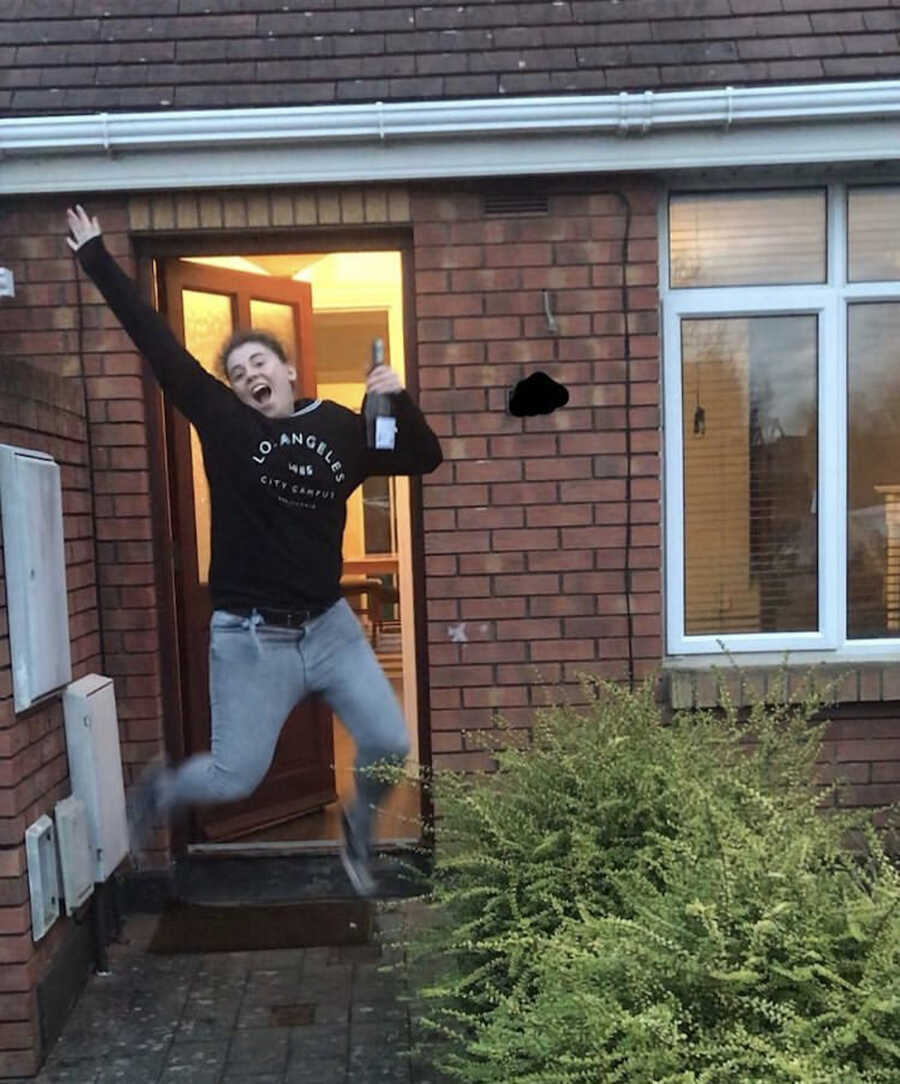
2, 80, 900, 192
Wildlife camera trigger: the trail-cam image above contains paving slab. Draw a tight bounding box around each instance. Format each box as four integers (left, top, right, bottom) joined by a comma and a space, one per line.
15, 906, 453, 1084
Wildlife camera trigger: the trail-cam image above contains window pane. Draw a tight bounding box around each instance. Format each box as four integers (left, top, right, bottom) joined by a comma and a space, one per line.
249, 299, 295, 357
682, 315, 818, 636
847, 187, 900, 282
182, 289, 235, 585
848, 303, 900, 638
363, 475, 393, 554
670, 190, 826, 288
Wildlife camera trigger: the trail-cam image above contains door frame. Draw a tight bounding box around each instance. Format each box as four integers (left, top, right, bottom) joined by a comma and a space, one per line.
134, 224, 436, 859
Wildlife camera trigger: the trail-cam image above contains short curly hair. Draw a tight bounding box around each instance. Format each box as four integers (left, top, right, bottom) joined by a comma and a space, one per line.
217, 329, 290, 380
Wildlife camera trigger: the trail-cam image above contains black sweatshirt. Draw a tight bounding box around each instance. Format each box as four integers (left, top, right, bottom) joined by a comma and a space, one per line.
77, 237, 443, 613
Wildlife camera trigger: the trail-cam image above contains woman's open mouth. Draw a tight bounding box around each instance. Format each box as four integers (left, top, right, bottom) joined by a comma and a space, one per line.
250, 383, 272, 406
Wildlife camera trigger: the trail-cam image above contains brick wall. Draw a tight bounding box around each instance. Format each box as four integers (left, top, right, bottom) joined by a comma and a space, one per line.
0, 359, 99, 1078
821, 707, 900, 813
0, 195, 168, 873
411, 179, 663, 772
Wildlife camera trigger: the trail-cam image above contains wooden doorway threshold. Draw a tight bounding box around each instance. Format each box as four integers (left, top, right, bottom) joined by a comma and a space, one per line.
188, 838, 420, 858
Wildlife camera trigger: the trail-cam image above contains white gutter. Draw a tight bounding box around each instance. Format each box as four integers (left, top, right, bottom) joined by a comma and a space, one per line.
2, 80, 900, 194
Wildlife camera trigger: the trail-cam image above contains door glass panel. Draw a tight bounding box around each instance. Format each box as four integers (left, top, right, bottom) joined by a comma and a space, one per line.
250, 299, 295, 359
848, 303, 900, 637
847, 187, 900, 282
682, 315, 818, 635
670, 190, 826, 288
182, 288, 234, 583
363, 475, 394, 554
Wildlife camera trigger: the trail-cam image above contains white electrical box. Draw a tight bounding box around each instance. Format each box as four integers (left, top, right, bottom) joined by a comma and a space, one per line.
62, 674, 129, 882
55, 796, 95, 912
25, 815, 60, 941
0, 445, 72, 712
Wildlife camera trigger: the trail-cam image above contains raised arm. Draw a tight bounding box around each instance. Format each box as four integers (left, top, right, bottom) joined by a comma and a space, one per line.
66, 205, 226, 425
359, 364, 443, 478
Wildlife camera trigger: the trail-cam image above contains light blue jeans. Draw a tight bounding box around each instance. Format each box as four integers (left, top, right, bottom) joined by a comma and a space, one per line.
157, 598, 410, 852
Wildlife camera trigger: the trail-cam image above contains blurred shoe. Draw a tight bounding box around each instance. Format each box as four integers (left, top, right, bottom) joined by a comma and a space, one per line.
127, 755, 168, 856
340, 809, 376, 897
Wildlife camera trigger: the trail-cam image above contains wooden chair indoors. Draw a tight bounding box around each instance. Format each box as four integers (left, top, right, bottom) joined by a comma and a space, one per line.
340, 575, 384, 647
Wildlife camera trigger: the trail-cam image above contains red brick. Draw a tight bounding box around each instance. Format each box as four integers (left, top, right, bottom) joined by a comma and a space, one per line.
489, 481, 558, 506
460, 641, 527, 664
525, 458, 591, 481
484, 243, 552, 268
458, 553, 526, 574
838, 784, 900, 808
455, 460, 522, 484
835, 739, 900, 763
492, 528, 559, 552
872, 762, 900, 783
451, 267, 523, 292
427, 485, 490, 509
460, 597, 525, 620
425, 531, 490, 554
495, 618, 561, 640
492, 573, 558, 597
531, 595, 595, 617
0, 1050, 39, 1077
460, 507, 524, 530
432, 752, 495, 773
432, 731, 464, 753
425, 555, 457, 577
440, 437, 488, 460
563, 659, 631, 683
453, 316, 522, 340
527, 549, 594, 572
416, 269, 450, 293
531, 640, 596, 661
418, 293, 483, 318
0, 932, 33, 965
430, 665, 495, 687
489, 434, 557, 458
431, 576, 494, 602
463, 686, 528, 708
429, 601, 460, 622
564, 616, 629, 638
419, 342, 487, 368
416, 246, 484, 270
420, 389, 487, 413
424, 509, 456, 532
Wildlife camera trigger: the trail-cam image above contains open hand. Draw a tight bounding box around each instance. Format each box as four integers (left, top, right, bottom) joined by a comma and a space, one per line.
366, 365, 403, 395
66, 205, 101, 251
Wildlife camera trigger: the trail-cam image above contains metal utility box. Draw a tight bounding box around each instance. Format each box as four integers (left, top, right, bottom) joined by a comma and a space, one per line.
55, 796, 95, 912
62, 675, 129, 881
0, 445, 72, 712
25, 816, 60, 941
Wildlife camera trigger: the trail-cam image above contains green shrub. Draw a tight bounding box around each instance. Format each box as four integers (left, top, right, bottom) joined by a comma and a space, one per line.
406, 675, 900, 1083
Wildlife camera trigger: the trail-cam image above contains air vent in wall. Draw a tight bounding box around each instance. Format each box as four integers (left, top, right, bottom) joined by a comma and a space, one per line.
483, 189, 550, 216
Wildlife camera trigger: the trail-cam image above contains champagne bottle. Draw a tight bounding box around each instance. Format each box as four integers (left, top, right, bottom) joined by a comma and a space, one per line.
364, 337, 397, 450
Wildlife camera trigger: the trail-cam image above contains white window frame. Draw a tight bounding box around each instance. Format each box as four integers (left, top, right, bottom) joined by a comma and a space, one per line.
662, 181, 900, 660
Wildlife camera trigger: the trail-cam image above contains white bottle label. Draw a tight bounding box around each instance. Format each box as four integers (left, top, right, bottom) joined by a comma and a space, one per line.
375, 416, 397, 449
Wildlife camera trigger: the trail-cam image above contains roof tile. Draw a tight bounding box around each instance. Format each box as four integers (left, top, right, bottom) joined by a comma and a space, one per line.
72, 0, 178, 14
824, 52, 900, 76
3, 1, 899, 115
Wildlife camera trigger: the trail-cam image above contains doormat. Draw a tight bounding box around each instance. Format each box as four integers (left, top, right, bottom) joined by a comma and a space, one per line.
147, 899, 373, 955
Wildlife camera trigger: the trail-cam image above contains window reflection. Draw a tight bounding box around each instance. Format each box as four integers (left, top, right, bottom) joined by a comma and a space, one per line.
682, 315, 818, 635
848, 187, 900, 282
670, 190, 826, 288
848, 303, 900, 637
